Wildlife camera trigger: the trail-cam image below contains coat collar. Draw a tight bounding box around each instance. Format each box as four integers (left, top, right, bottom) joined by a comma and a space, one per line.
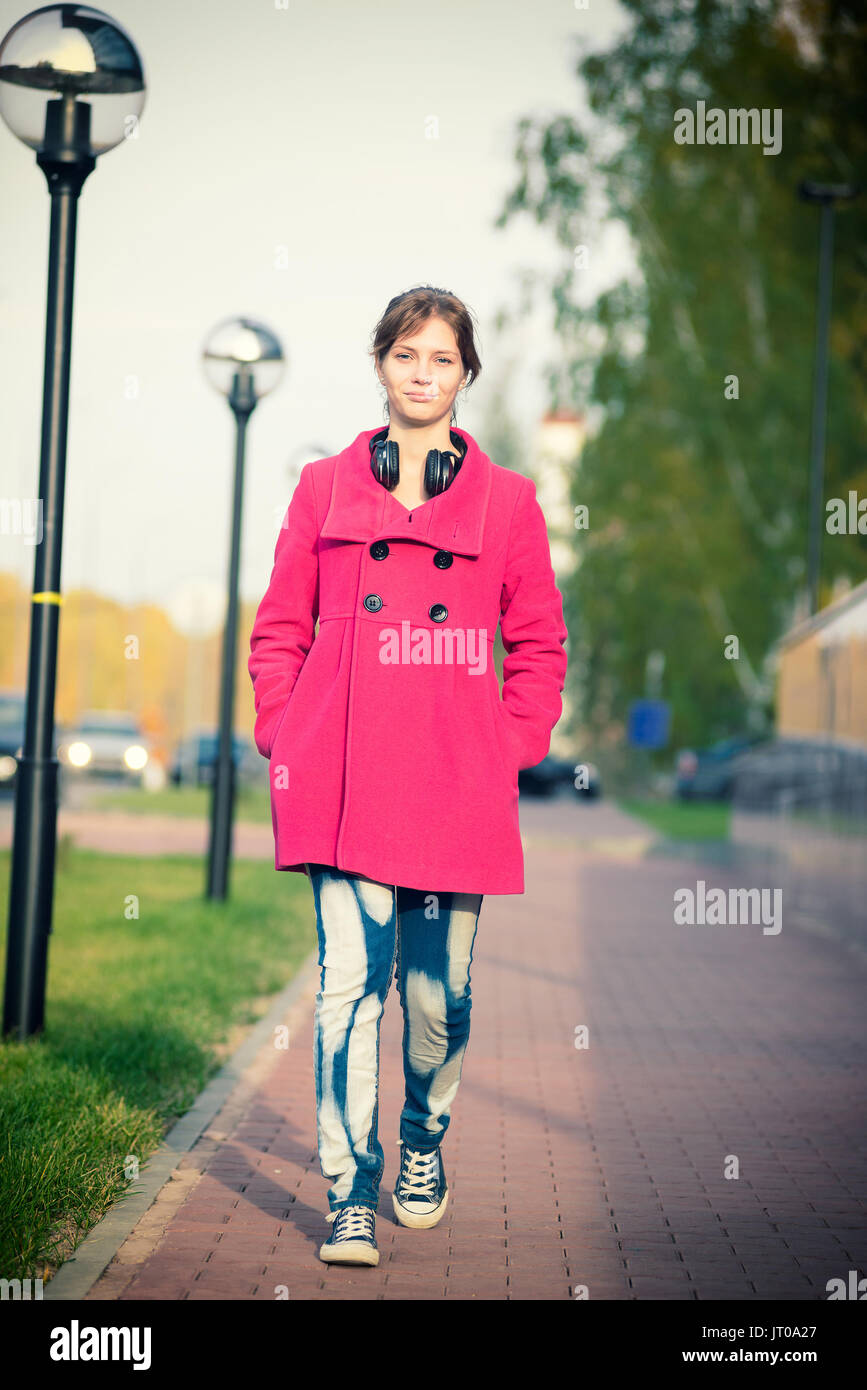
319, 426, 492, 557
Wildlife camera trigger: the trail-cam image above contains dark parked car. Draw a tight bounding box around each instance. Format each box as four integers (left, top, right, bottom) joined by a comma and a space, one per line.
675, 734, 764, 801
170, 731, 260, 787
731, 737, 867, 817
0, 690, 70, 794
518, 755, 602, 798
0, 691, 26, 794
553, 756, 601, 798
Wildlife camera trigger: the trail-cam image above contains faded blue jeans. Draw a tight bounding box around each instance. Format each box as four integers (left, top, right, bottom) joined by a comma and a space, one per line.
305, 863, 483, 1213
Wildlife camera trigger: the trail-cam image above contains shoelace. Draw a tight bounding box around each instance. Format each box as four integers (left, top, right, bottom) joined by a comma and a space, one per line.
325, 1205, 376, 1242
396, 1142, 440, 1200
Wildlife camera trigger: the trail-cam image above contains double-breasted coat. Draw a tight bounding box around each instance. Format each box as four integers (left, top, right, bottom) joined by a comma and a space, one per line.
247, 425, 568, 894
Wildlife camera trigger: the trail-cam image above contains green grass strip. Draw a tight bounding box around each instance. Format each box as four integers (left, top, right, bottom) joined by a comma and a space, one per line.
0, 843, 313, 1281
618, 797, 731, 842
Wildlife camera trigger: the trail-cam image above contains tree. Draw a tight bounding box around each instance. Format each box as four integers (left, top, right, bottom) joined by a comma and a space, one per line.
496, 0, 867, 750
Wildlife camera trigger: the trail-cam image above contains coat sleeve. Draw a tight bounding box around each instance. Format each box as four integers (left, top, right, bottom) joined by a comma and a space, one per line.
497, 476, 569, 770
248, 462, 320, 758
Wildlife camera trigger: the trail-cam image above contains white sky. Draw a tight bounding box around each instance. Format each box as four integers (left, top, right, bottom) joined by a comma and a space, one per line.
0, 0, 631, 628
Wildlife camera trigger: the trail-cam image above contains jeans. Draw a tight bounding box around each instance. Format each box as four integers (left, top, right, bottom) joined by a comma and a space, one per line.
305, 863, 483, 1213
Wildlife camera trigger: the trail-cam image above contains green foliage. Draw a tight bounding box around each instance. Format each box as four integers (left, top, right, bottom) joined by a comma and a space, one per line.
497, 0, 867, 750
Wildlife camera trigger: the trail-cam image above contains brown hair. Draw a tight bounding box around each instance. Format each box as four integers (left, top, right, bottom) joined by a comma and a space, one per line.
369, 285, 482, 423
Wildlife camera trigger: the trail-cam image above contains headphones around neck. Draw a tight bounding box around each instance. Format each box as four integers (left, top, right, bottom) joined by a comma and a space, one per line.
369, 427, 467, 497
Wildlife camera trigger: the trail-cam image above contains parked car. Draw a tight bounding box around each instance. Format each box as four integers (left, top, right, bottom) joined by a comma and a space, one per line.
0, 691, 26, 794
0, 690, 69, 794
675, 734, 764, 801
518, 755, 602, 798
550, 756, 602, 798
731, 737, 867, 816
57, 710, 153, 788
170, 731, 260, 787
518, 756, 559, 797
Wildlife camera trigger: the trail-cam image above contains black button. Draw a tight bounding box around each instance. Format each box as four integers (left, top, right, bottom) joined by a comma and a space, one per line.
429, 604, 448, 623
433, 550, 453, 569
370, 541, 389, 560
363, 594, 383, 612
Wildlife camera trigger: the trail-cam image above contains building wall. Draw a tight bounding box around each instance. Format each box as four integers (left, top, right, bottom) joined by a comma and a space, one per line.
777, 629, 867, 747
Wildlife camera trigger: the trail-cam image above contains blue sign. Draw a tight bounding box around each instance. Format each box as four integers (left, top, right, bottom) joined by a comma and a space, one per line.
627, 699, 671, 749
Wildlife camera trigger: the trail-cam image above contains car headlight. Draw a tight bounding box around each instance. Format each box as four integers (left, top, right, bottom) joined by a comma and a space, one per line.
67, 741, 92, 767
124, 744, 148, 771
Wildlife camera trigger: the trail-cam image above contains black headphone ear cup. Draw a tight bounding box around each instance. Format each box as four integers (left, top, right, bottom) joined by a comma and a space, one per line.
424, 449, 458, 496
428, 433, 466, 494
371, 437, 385, 485
370, 431, 400, 490
384, 438, 400, 489
422, 453, 439, 497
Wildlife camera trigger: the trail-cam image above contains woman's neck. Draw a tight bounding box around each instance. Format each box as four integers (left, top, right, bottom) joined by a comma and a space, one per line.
384, 420, 455, 476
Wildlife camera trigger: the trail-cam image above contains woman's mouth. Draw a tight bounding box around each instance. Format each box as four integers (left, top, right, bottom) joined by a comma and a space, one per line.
406, 392, 437, 401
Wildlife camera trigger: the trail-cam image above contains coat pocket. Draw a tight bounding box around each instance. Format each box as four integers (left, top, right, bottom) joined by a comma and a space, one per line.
266, 688, 295, 759
492, 699, 520, 783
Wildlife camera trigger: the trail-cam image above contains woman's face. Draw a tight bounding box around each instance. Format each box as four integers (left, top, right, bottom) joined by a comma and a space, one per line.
377, 315, 466, 427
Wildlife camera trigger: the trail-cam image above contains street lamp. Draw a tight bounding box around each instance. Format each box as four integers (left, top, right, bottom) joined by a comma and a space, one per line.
797, 180, 861, 617
201, 317, 285, 900
0, 6, 145, 1040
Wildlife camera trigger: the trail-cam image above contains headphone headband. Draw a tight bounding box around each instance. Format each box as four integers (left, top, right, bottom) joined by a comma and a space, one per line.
369, 428, 466, 459
369, 429, 466, 496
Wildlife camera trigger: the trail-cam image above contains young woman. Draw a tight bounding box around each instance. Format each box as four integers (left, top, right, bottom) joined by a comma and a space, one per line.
248, 286, 568, 1266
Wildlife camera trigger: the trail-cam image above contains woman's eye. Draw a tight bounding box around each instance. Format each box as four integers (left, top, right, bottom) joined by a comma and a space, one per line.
394, 353, 454, 364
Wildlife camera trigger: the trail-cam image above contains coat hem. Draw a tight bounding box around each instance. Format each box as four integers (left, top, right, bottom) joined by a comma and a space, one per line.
273, 846, 525, 896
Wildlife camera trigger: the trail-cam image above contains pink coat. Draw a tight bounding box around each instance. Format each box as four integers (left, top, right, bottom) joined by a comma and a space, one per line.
247, 425, 568, 894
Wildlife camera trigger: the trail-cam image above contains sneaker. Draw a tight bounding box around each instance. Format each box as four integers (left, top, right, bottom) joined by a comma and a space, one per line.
392, 1140, 449, 1228
318, 1204, 379, 1266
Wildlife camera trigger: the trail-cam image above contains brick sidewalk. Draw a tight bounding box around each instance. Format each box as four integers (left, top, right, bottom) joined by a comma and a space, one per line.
83, 805, 867, 1300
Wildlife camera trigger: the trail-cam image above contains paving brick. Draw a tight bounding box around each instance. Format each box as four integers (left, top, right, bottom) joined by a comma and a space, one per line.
626, 1280, 695, 1298
692, 1283, 758, 1300
443, 1278, 511, 1296
623, 1261, 692, 1280
676, 1255, 745, 1272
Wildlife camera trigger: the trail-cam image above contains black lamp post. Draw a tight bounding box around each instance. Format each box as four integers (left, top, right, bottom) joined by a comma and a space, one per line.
0, 5, 145, 1039
797, 180, 861, 617
201, 318, 285, 900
